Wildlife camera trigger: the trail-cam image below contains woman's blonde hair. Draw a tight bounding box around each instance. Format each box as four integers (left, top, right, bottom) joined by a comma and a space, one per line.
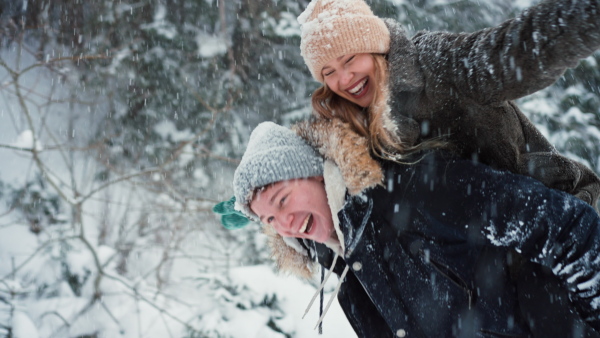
311, 54, 444, 160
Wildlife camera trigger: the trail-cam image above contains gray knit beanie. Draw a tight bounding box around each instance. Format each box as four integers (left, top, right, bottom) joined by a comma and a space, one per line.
233, 122, 324, 221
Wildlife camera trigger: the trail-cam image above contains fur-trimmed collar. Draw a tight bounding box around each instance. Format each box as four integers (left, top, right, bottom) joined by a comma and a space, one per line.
262, 118, 384, 278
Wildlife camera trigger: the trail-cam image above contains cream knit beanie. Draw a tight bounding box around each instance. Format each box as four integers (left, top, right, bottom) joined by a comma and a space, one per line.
298, 0, 390, 83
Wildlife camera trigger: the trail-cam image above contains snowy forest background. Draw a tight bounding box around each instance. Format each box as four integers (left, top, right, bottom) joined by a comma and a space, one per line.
0, 0, 599, 337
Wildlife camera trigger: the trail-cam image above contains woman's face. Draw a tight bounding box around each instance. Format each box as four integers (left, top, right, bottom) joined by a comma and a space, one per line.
250, 177, 336, 244
322, 53, 376, 108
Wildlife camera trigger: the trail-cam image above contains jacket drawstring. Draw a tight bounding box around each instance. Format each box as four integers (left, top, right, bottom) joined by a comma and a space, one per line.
314, 264, 349, 330
319, 267, 324, 334
303, 252, 340, 319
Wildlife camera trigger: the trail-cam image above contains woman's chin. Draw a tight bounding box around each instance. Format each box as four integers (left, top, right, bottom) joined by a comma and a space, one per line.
352, 93, 373, 108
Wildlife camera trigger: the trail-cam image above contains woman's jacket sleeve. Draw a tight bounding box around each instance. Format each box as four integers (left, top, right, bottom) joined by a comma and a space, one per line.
412, 0, 600, 104
397, 153, 600, 331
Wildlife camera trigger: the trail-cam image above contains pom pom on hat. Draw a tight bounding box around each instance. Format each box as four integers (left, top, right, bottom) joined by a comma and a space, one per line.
213, 196, 251, 230
232, 122, 324, 222
298, 0, 390, 83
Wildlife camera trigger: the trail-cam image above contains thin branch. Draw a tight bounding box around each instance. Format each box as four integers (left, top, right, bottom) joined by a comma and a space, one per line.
196, 147, 240, 165
0, 236, 79, 280
158, 310, 176, 338
99, 300, 125, 332
78, 167, 161, 204
0, 144, 36, 152
5, 57, 74, 206
19, 54, 112, 75
101, 272, 204, 334
40, 311, 71, 328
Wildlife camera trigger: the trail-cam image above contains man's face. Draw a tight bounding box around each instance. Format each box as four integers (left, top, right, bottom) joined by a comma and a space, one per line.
250, 177, 336, 243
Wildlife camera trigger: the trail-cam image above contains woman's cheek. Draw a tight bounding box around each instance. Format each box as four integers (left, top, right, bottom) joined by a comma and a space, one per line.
325, 77, 337, 91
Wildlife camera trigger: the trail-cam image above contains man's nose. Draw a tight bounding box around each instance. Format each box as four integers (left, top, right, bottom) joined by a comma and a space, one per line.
277, 213, 294, 233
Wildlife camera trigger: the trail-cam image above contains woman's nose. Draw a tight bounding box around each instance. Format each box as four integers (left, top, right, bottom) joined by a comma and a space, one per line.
339, 69, 352, 86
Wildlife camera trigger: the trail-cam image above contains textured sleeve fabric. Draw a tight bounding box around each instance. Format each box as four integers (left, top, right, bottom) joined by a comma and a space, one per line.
413, 0, 600, 104
387, 152, 600, 332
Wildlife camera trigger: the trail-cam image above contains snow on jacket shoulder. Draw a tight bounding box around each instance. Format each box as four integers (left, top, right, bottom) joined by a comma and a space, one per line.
380, 0, 600, 210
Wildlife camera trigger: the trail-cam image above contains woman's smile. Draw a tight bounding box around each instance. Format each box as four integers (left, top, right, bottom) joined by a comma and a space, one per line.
322, 53, 376, 107
346, 77, 369, 98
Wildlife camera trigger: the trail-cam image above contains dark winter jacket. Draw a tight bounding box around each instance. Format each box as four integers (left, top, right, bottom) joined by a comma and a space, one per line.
310, 152, 600, 337
262, 119, 600, 337
379, 0, 600, 209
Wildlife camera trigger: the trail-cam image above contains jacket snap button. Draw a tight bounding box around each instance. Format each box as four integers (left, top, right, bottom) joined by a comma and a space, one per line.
396, 329, 406, 337
352, 262, 362, 271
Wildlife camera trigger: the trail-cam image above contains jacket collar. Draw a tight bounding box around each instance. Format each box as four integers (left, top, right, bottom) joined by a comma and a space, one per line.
263, 118, 384, 278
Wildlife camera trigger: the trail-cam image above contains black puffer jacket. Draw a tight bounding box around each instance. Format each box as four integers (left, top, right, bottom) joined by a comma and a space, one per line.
309, 152, 600, 337
380, 0, 600, 209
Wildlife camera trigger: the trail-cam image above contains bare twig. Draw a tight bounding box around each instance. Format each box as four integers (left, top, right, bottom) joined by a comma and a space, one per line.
0, 236, 79, 280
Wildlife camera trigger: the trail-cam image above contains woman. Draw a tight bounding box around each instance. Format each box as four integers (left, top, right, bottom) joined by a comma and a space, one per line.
222, 120, 600, 337
297, 0, 600, 210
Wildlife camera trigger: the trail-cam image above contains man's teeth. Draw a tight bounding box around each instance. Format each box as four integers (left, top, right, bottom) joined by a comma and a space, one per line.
348, 78, 367, 95
299, 214, 312, 233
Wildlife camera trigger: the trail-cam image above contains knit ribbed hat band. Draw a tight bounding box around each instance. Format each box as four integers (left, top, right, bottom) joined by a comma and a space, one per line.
233, 122, 324, 221
299, 0, 390, 82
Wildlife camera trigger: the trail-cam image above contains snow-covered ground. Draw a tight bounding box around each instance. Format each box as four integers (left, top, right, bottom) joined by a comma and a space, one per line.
0, 220, 355, 337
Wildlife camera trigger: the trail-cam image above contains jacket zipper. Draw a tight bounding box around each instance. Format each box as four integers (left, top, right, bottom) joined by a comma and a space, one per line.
425, 253, 474, 309
423, 254, 526, 337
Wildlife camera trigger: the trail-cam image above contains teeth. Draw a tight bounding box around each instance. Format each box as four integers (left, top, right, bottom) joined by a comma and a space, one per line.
299, 214, 311, 233
348, 78, 367, 95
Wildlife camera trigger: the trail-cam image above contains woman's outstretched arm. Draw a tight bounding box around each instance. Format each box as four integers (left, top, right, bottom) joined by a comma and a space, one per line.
413, 0, 600, 104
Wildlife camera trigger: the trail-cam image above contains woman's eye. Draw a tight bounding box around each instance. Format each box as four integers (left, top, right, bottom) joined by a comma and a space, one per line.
323, 70, 334, 77
267, 216, 274, 223
346, 55, 355, 63
280, 196, 287, 206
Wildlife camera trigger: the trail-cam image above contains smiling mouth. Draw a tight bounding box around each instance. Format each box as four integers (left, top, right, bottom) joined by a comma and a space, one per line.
299, 214, 314, 234
347, 78, 368, 96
